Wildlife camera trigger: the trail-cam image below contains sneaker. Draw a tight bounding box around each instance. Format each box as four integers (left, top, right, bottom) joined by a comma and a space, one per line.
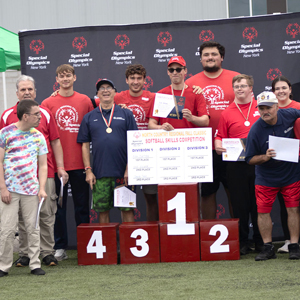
31, 268, 45, 275
288, 243, 300, 260
42, 254, 58, 266
277, 240, 290, 253
255, 244, 277, 261
15, 256, 30, 267
240, 244, 251, 255
54, 249, 68, 261
0, 270, 8, 277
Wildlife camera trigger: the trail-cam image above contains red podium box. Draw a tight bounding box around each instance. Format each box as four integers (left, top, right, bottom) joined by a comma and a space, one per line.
119, 222, 160, 264
77, 223, 119, 265
159, 222, 200, 262
158, 183, 200, 223
200, 219, 240, 261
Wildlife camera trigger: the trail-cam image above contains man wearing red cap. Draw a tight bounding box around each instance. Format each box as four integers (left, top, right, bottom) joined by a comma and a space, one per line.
148, 56, 209, 130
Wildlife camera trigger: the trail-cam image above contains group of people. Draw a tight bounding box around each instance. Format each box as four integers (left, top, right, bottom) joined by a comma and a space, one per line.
0, 40, 299, 277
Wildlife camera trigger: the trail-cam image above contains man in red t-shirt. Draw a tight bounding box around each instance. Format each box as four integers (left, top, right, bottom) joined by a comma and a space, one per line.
215, 74, 262, 255
0, 75, 69, 267
185, 41, 239, 220
42, 64, 94, 261
114, 64, 158, 221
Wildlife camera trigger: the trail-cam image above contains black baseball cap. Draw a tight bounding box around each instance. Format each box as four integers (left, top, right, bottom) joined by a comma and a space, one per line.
96, 78, 117, 92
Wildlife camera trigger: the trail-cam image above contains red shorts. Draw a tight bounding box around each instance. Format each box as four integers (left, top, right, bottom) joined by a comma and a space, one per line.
255, 180, 300, 213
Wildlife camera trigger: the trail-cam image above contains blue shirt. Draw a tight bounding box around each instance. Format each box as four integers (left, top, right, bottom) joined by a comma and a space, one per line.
77, 105, 138, 178
245, 108, 300, 187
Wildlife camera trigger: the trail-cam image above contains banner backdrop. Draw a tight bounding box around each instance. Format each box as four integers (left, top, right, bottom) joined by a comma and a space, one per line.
19, 12, 300, 245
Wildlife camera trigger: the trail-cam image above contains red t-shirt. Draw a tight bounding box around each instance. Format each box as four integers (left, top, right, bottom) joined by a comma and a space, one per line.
279, 100, 300, 139
0, 103, 60, 178
42, 91, 94, 171
215, 100, 260, 140
186, 69, 239, 148
114, 90, 155, 130
149, 85, 208, 129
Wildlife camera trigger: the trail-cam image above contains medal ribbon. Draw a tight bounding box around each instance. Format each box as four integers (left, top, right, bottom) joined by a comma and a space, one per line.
234, 99, 252, 123
99, 103, 115, 129
171, 84, 186, 119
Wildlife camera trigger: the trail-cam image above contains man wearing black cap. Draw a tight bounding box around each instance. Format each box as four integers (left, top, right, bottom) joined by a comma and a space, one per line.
77, 79, 138, 223
42, 64, 94, 261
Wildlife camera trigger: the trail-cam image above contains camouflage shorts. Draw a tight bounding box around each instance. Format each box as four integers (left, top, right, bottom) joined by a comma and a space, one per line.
92, 177, 133, 212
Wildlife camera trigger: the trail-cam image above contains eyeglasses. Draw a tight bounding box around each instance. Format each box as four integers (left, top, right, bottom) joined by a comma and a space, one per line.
26, 112, 41, 117
168, 67, 185, 73
99, 86, 113, 92
233, 84, 249, 89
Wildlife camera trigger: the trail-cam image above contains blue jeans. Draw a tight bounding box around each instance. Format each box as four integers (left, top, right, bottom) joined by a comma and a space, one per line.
54, 169, 90, 249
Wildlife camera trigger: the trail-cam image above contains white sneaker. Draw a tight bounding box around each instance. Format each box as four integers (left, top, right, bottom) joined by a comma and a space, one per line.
277, 240, 290, 253
54, 249, 68, 261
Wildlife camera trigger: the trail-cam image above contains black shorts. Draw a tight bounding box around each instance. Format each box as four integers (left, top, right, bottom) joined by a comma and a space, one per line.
201, 150, 228, 197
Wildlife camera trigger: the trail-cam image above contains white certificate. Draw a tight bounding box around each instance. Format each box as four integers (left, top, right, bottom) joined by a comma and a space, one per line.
222, 138, 246, 161
269, 135, 299, 163
152, 93, 176, 118
114, 186, 136, 208
127, 128, 212, 185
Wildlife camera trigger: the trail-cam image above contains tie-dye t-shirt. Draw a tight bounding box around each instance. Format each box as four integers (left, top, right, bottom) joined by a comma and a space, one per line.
0, 124, 48, 195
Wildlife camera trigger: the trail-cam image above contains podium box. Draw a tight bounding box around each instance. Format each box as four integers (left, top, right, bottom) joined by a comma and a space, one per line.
119, 221, 160, 264
200, 219, 240, 261
159, 222, 200, 262
77, 223, 119, 265
158, 183, 200, 223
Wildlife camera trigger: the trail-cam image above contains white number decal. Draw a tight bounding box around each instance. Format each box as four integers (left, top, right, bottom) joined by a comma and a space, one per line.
209, 224, 230, 253
130, 229, 149, 257
87, 230, 107, 259
167, 192, 195, 235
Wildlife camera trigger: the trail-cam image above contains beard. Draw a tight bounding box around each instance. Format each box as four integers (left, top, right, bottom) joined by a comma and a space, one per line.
203, 65, 221, 73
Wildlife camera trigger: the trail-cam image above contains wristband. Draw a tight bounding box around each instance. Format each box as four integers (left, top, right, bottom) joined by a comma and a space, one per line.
57, 167, 65, 170
85, 166, 92, 171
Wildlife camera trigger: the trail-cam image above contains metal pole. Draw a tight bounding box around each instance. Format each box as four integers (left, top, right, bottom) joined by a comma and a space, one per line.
2, 72, 7, 111
249, 0, 253, 16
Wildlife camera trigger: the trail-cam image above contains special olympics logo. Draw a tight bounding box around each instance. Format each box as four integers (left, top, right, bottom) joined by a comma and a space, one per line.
143, 76, 153, 91
242, 27, 258, 42
133, 131, 141, 139
202, 85, 224, 105
72, 36, 87, 52
115, 34, 130, 49
266, 68, 282, 81
157, 31, 172, 47
184, 73, 193, 80
134, 208, 141, 220
53, 82, 60, 91
89, 209, 98, 223
199, 30, 214, 42
286, 23, 300, 38
55, 105, 79, 132
29, 40, 44, 54
216, 204, 225, 219
129, 105, 146, 125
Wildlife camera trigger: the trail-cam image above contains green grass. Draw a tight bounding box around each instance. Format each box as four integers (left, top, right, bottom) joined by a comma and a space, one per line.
2, 246, 300, 300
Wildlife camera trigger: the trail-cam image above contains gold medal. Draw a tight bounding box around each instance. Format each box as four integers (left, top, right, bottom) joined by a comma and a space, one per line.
106, 127, 112, 134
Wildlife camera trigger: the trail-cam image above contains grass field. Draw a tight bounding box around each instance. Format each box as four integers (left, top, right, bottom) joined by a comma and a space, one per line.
1, 244, 300, 300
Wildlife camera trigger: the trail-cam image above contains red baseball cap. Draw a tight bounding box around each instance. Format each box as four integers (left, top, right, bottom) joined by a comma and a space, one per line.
168, 56, 186, 67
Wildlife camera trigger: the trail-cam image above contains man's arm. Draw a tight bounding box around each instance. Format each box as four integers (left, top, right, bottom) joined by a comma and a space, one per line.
148, 118, 174, 131
38, 154, 48, 202
50, 138, 69, 185
182, 109, 209, 127
82, 142, 96, 190
0, 147, 11, 204
248, 148, 276, 165
215, 139, 227, 155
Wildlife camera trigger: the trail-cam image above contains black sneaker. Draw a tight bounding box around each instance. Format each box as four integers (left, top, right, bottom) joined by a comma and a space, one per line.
15, 256, 30, 267
255, 244, 277, 261
0, 270, 8, 277
42, 254, 58, 266
31, 268, 45, 275
288, 243, 300, 260
240, 244, 251, 255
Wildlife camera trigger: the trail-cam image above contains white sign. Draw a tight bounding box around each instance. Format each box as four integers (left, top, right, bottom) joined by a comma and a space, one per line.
127, 128, 212, 185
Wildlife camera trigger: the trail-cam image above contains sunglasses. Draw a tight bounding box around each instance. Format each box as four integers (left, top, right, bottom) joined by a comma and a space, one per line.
168, 67, 185, 73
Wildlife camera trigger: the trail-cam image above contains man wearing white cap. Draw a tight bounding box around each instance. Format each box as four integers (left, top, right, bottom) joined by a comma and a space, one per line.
245, 91, 300, 261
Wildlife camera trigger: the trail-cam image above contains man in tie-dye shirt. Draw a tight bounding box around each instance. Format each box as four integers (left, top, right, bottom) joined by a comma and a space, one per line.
0, 100, 48, 277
